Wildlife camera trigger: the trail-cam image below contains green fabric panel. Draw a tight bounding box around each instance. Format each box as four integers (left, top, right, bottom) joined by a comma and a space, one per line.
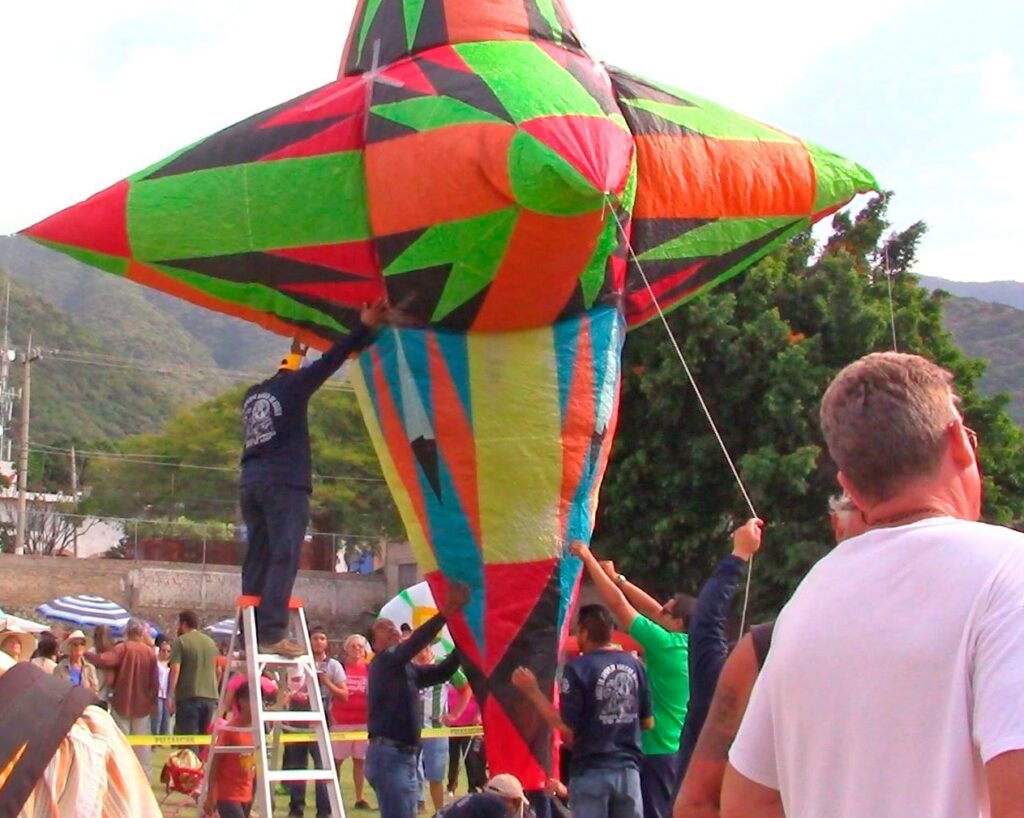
456, 42, 604, 122
373, 97, 506, 131
580, 158, 636, 305
627, 98, 793, 143
384, 209, 517, 320
430, 210, 519, 321
805, 141, 879, 212
579, 215, 618, 307
403, 0, 427, 51
149, 262, 349, 332
33, 240, 129, 277
508, 131, 603, 216
534, 0, 564, 39
648, 218, 811, 324
357, 0, 386, 63
639, 217, 796, 262
129, 153, 370, 260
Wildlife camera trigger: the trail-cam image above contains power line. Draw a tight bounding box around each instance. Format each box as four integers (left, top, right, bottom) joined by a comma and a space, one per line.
29, 443, 387, 483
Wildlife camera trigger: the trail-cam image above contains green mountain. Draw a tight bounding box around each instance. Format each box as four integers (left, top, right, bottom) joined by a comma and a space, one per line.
919, 275, 1024, 311
937, 294, 1024, 424
0, 277, 172, 442
0, 236, 285, 395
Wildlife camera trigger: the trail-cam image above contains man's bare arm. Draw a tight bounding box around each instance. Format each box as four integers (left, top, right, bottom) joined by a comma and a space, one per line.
674, 635, 759, 818
720, 765, 784, 818
512, 667, 574, 746
988, 749, 1024, 818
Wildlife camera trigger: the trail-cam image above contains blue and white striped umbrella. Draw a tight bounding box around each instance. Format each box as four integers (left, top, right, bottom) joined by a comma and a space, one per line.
204, 617, 236, 640
36, 594, 132, 634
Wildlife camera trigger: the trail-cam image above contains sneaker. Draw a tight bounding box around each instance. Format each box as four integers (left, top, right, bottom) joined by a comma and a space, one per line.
259, 637, 306, 658
354, 801, 372, 811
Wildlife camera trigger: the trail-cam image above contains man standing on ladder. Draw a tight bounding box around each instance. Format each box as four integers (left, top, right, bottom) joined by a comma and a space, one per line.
240, 298, 390, 657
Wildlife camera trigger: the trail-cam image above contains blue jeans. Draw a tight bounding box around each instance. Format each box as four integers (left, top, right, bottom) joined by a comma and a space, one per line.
174, 697, 217, 736
419, 737, 448, 783
240, 483, 310, 643
366, 743, 418, 818
640, 754, 679, 818
569, 767, 643, 818
284, 740, 330, 816
150, 698, 170, 735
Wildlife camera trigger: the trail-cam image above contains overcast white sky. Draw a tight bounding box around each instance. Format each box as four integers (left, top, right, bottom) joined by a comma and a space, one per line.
1, 0, 1021, 282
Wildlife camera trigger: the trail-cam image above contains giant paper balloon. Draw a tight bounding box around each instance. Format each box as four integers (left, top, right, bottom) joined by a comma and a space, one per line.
20, 0, 877, 788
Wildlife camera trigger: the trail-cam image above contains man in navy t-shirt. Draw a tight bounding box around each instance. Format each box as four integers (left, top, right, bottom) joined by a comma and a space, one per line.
513, 604, 653, 818
239, 298, 388, 657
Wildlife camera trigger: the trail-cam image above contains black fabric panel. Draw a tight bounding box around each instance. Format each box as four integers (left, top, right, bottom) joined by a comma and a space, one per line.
156, 252, 367, 286
606, 66, 697, 107
143, 86, 335, 179
366, 112, 421, 143
417, 58, 514, 123
375, 229, 428, 270
383, 264, 452, 325
411, 0, 449, 54
630, 219, 714, 256
411, 436, 442, 499
435, 284, 490, 331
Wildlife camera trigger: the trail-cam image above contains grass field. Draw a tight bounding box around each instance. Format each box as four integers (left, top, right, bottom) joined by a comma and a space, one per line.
149, 746, 467, 817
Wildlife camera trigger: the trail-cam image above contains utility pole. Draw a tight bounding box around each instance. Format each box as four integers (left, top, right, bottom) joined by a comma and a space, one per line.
70, 445, 79, 558
14, 334, 39, 555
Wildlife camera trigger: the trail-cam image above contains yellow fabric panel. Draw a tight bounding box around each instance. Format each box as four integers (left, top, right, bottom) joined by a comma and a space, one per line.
467, 328, 562, 564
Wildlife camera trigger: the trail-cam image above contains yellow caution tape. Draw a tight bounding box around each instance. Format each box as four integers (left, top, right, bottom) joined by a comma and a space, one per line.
125, 725, 483, 747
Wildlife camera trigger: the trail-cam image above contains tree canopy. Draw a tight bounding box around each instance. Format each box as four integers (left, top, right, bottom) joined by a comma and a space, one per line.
595, 195, 1024, 620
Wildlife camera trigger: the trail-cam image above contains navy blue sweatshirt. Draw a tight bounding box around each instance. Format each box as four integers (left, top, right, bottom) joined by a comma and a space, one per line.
677, 554, 747, 775
367, 614, 461, 748
240, 324, 372, 490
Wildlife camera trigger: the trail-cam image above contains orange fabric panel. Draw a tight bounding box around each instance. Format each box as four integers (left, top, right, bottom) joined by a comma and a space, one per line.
365, 123, 515, 236
442, 0, 531, 44
557, 316, 593, 541
473, 209, 605, 331
633, 136, 815, 220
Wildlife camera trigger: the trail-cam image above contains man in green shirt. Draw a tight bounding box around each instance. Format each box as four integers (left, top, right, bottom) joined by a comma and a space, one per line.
570, 542, 691, 818
168, 609, 221, 735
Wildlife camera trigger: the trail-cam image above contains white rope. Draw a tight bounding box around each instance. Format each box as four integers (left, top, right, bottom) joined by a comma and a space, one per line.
607, 202, 758, 633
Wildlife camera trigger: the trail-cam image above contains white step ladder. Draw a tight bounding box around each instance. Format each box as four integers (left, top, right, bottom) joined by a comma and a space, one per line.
200, 595, 346, 818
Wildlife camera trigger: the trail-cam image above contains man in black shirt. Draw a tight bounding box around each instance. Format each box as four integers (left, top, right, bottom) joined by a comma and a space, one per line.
513, 604, 652, 818
240, 299, 388, 657
365, 582, 470, 818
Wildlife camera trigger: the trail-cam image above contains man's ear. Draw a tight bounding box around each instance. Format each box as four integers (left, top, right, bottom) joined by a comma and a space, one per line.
837, 472, 871, 514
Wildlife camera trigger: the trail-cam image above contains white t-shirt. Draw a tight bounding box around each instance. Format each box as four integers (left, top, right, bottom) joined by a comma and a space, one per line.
730, 517, 1024, 818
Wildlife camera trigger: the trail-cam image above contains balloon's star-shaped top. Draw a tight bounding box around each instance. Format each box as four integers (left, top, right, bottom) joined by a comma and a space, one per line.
22, 0, 876, 341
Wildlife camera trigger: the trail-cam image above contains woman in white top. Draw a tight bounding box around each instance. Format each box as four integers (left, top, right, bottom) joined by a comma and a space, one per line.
30, 631, 60, 673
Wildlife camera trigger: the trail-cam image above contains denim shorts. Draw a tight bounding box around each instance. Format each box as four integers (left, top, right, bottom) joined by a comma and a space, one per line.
419, 737, 449, 783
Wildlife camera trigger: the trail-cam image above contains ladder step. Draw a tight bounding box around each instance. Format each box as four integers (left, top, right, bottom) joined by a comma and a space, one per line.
260, 711, 325, 723
255, 652, 311, 664
265, 769, 338, 783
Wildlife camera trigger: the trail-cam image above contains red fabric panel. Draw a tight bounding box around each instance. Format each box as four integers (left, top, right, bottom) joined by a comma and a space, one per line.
269, 241, 381, 279
23, 179, 131, 259
521, 116, 633, 196
483, 695, 548, 791
482, 560, 557, 675
260, 114, 367, 161
557, 316, 593, 541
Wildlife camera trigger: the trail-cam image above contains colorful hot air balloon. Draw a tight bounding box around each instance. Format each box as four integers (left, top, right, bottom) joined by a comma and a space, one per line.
20, 0, 877, 789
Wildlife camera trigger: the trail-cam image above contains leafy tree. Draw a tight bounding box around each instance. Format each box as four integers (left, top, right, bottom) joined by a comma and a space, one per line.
83, 385, 402, 539
595, 195, 1024, 620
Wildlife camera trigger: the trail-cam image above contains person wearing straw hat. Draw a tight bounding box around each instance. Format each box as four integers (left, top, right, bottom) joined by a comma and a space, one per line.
0, 623, 36, 662
437, 774, 533, 818
54, 630, 100, 693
